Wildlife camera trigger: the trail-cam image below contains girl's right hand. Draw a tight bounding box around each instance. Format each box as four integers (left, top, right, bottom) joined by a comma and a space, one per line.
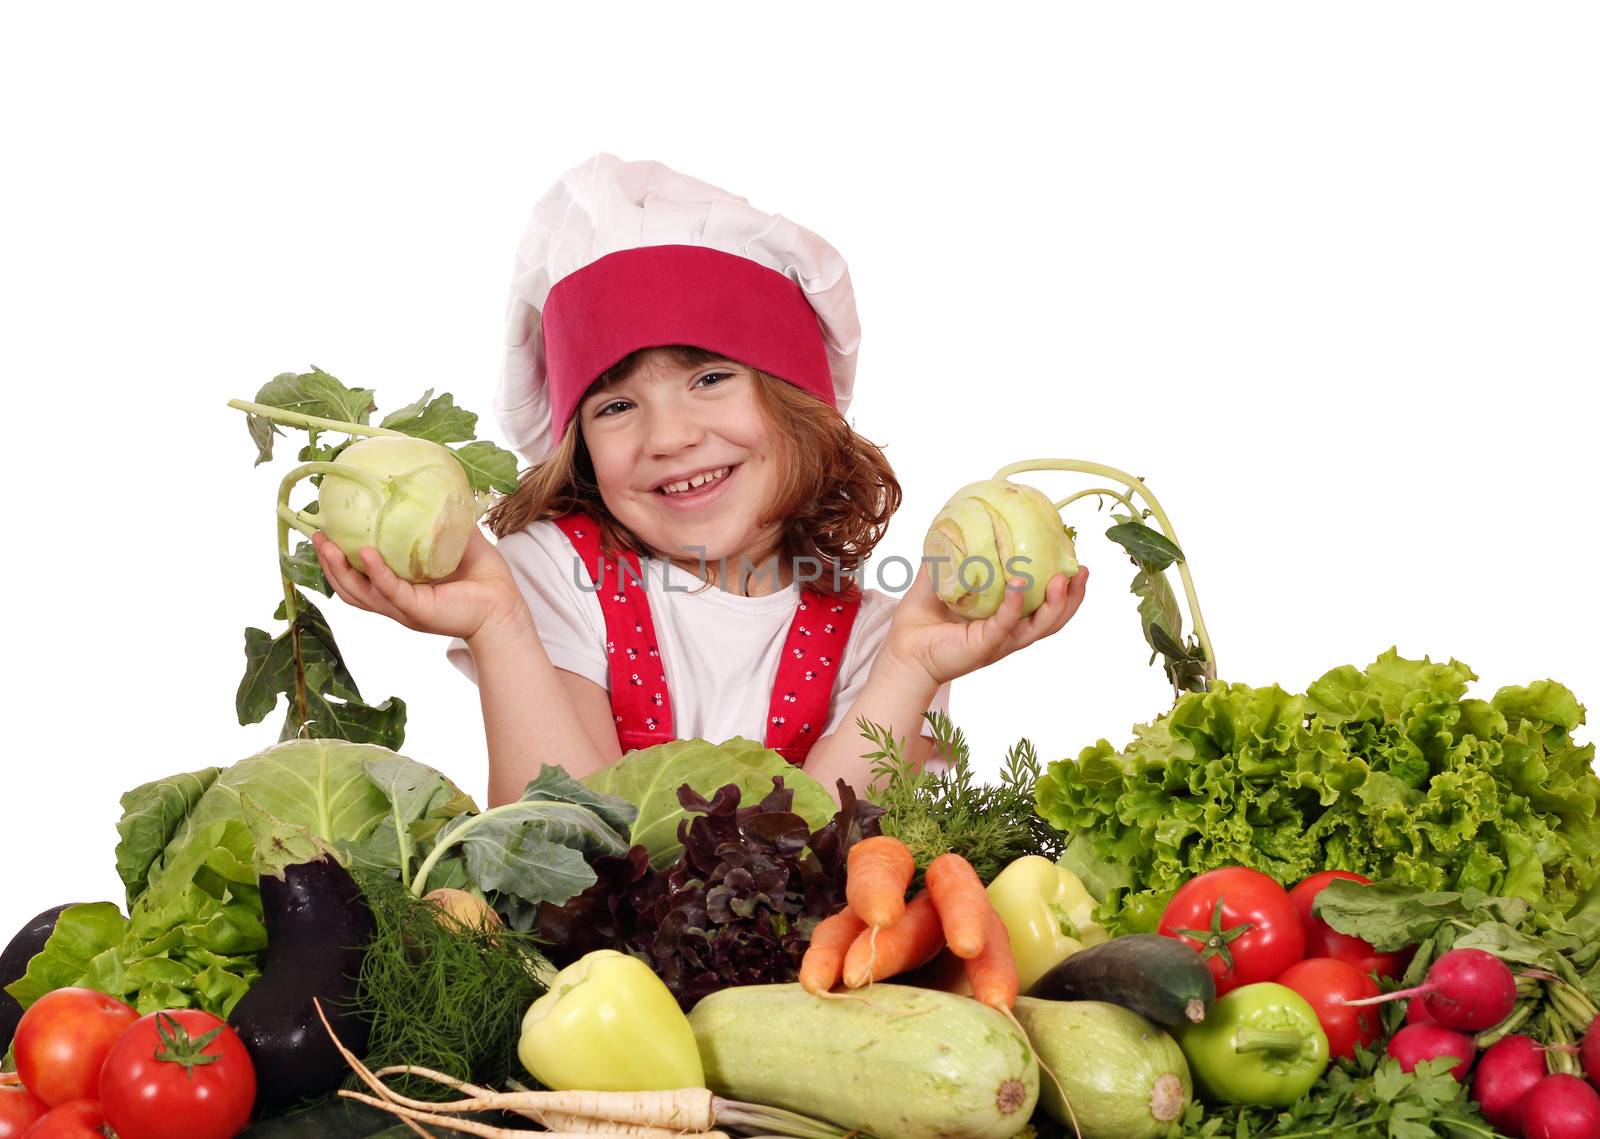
313, 526, 527, 643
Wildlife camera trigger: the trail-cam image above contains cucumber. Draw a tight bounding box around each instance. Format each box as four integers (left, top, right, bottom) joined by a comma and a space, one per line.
1012, 997, 1191, 1139
1026, 934, 1214, 1026
688, 983, 1038, 1139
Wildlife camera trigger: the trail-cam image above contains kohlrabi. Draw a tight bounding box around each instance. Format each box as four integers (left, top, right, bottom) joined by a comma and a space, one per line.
277, 434, 479, 584
924, 458, 1216, 695
229, 368, 518, 747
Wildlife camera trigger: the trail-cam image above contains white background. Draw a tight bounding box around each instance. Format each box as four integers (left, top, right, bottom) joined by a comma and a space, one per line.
2, 3, 1596, 938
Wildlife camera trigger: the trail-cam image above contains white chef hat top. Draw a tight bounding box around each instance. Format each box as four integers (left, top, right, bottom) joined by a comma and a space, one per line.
496, 153, 860, 465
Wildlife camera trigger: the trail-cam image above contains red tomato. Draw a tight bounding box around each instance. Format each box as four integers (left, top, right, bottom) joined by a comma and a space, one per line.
99, 1010, 255, 1139
12, 989, 138, 1107
0, 1087, 48, 1138
1159, 867, 1306, 995
19, 1099, 104, 1139
1289, 871, 1410, 979
1277, 956, 1384, 1060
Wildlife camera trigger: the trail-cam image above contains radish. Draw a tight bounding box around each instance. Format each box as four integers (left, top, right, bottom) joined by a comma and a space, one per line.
1407, 998, 1435, 1026
1473, 1035, 1549, 1137
1582, 1017, 1599, 1088
1521, 1074, 1600, 1139
1387, 1023, 1476, 1081
1349, 948, 1516, 1032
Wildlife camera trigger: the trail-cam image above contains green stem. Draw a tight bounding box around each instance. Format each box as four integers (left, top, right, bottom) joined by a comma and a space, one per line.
1232, 1028, 1309, 1057
994, 458, 1217, 672
1054, 486, 1141, 515
1477, 1000, 1536, 1048
228, 399, 408, 438
274, 482, 310, 735
409, 799, 554, 897
276, 462, 390, 541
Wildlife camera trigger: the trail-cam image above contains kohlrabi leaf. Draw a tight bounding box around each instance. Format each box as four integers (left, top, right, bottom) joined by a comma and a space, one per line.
281, 688, 407, 750
451, 439, 521, 494
279, 540, 332, 597
380, 389, 479, 444
114, 767, 222, 905
461, 831, 598, 909
1105, 517, 1185, 571
584, 738, 836, 869
238, 593, 363, 728
352, 754, 478, 881
1132, 564, 1183, 657
519, 764, 639, 836
418, 772, 635, 908
253, 367, 377, 433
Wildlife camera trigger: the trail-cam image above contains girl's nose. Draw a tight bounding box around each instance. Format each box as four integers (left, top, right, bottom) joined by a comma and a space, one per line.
644, 402, 705, 456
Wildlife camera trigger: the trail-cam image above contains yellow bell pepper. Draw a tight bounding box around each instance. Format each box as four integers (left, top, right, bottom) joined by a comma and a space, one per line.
518, 949, 705, 1091
986, 855, 1108, 992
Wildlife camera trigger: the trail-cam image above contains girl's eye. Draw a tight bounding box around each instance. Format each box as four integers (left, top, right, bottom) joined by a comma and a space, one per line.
593, 400, 632, 418
695, 371, 733, 388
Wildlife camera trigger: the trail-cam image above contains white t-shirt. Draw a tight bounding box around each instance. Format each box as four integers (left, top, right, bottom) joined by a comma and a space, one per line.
447, 520, 949, 745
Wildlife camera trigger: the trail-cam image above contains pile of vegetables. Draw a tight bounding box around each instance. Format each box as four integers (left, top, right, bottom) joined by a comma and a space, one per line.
536, 776, 881, 1009
9, 407, 1600, 1139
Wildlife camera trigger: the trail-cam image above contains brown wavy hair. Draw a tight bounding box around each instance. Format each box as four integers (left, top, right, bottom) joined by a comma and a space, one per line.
484, 346, 901, 595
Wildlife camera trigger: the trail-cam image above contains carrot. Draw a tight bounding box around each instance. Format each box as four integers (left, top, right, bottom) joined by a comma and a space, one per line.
800, 906, 868, 994
925, 852, 990, 958
846, 836, 915, 929
843, 891, 945, 988
963, 906, 1019, 1011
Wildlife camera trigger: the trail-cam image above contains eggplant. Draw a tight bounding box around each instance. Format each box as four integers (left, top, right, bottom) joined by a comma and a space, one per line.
228, 857, 373, 1115
0, 903, 81, 1051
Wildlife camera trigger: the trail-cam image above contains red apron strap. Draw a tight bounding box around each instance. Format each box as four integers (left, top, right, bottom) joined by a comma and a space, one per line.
552, 513, 675, 752
766, 588, 862, 767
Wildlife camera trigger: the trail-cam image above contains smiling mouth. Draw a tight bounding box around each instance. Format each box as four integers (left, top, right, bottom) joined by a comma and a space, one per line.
655, 466, 734, 497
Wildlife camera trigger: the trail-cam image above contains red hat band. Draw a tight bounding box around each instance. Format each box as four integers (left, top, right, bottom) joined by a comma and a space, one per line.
541, 244, 836, 442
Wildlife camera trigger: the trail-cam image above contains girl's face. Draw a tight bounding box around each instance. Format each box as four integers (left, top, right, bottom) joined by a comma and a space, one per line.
578, 350, 785, 583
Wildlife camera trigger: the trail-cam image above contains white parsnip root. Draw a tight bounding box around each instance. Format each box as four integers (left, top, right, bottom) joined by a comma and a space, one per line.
314, 1000, 844, 1139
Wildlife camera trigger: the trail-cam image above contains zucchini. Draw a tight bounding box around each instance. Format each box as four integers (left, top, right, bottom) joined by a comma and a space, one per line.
688, 983, 1037, 1139
1012, 997, 1191, 1139
1026, 934, 1214, 1026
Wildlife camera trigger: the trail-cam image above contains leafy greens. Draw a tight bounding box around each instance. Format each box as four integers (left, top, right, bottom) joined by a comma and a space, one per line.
582, 736, 837, 868
863, 712, 1065, 885
1037, 649, 1600, 933
5, 746, 634, 1017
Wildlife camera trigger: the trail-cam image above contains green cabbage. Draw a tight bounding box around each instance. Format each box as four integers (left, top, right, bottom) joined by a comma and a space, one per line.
1038, 649, 1600, 933
6, 739, 474, 1016
583, 737, 837, 868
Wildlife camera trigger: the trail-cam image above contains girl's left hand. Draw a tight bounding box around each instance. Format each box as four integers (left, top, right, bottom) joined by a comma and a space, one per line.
883, 565, 1090, 686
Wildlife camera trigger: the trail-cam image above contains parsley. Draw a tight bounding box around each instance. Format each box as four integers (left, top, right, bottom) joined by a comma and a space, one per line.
1169, 1052, 1499, 1139
860, 712, 1065, 884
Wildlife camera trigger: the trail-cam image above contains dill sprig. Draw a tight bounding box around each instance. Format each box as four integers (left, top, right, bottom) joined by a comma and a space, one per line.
860, 712, 1066, 885
352, 870, 551, 1099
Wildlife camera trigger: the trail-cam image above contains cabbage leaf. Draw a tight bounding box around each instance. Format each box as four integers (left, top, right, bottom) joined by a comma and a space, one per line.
583, 737, 837, 868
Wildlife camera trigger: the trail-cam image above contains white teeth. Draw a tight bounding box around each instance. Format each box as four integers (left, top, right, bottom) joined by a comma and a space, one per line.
660, 467, 730, 495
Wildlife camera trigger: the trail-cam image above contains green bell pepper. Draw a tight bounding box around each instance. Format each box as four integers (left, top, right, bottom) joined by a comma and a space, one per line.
986, 855, 1108, 992
1178, 982, 1329, 1107
518, 949, 705, 1091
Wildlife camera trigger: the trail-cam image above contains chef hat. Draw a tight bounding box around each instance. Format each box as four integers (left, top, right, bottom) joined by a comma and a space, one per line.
496, 153, 861, 465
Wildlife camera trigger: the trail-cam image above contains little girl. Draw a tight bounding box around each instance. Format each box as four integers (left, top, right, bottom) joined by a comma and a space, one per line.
314, 154, 1089, 805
